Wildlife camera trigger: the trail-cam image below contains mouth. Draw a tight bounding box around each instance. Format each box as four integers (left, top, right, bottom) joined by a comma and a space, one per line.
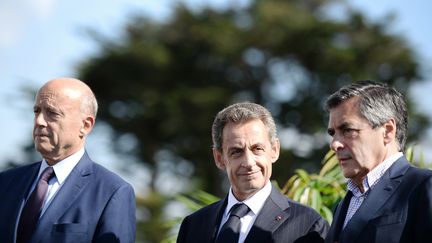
337, 156, 352, 165
34, 133, 49, 139
239, 170, 260, 177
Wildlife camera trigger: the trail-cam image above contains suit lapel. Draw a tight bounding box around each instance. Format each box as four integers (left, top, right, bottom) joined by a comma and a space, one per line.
340, 158, 409, 242
208, 198, 227, 243
327, 191, 352, 243
30, 153, 93, 243
5, 163, 40, 242
244, 186, 290, 242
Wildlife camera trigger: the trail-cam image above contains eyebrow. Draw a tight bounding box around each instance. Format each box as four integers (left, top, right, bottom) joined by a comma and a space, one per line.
337, 122, 352, 130
327, 122, 352, 135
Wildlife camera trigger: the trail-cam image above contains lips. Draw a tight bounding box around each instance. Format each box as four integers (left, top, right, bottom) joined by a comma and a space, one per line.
35, 133, 49, 137
336, 153, 352, 163
238, 170, 260, 177
34, 132, 50, 140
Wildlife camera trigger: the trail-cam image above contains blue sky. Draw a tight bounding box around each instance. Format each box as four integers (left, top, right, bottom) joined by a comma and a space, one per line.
1, 0, 431, 187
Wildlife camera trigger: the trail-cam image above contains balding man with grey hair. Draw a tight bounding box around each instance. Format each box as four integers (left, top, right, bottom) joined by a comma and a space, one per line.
0, 78, 136, 243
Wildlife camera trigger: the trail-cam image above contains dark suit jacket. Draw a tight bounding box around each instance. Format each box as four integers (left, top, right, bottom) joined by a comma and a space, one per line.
177, 186, 329, 243
0, 152, 136, 243
325, 156, 432, 243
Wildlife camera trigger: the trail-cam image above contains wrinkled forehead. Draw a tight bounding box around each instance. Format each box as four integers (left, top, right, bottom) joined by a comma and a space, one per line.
35, 90, 59, 105
35, 87, 81, 107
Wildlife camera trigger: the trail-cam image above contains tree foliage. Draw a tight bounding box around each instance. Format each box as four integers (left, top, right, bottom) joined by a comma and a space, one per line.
76, 0, 429, 241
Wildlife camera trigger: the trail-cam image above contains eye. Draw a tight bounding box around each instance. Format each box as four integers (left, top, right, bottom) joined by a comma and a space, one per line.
47, 108, 60, 115
327, 129, 335, 137
253, 146, 265, 154
342, 128, 360, 138
44, 108, 62, 120
229, 148, 242, 157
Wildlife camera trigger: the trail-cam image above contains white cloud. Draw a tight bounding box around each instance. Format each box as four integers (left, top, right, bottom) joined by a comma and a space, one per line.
30, 0, 56, 19
0, 0, 56, 49
0, 3, 23, 48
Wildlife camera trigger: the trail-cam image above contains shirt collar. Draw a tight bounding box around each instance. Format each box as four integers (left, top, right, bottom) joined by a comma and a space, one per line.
347, 152, 403, 196
225, 180, 272, 217
39, 148, 85, 184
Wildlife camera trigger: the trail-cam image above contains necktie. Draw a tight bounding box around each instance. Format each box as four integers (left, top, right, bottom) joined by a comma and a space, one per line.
216, 203, 250, 243
17, 167, 55, 243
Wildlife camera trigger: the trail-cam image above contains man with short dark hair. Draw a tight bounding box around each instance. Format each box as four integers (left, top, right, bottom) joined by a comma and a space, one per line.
177, 102, 328, 243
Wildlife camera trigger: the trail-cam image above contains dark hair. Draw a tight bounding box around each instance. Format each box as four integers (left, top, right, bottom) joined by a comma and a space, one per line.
212, 102, 277, 151
325, 80, 408, 151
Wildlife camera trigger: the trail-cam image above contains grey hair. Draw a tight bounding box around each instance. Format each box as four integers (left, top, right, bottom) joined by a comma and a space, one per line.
212, 102, 277, 151
80, 92, 98, 118
325, 80, 408, 151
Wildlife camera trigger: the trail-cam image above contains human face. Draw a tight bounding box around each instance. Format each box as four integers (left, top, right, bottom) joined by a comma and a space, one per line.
327, 97, 388, 186
33, 84, 88, 164
213, 119, 280, 201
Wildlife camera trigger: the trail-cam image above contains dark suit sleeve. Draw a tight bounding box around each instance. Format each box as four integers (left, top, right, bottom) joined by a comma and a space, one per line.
312, 216, 330, 240
412, 176, 432, 242
93, 183, 136, 243
293, 216, 328, 243
177, 215, 190, 243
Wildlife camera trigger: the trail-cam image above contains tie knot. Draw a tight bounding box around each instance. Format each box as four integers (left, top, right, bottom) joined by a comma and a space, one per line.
40, 167, 55, 182
230, 203, 250, 218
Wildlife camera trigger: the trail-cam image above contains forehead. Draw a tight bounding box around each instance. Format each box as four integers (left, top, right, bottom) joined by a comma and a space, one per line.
34, 88, 79, 110
35, 90, 61, 105
222, 120, 269, 145
328, 97, 365, 127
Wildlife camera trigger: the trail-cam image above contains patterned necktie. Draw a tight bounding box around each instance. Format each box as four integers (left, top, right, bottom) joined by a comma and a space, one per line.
216, 203, 250, 243
17, 167, 55, 243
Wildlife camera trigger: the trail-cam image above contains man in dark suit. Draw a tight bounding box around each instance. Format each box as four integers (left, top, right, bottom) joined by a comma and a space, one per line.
325, 80, 432, 243
177, 102, 328, 243
0, 78, 136, 243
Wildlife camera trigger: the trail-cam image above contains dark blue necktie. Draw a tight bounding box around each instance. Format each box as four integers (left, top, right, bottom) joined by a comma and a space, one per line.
17, 167, 55, 243
216, 203, 250, 243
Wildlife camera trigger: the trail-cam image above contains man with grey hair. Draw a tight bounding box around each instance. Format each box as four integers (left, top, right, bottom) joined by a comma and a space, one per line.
178, 102, 328, 243
325, 80, 432, 243
0, 78, 136, 243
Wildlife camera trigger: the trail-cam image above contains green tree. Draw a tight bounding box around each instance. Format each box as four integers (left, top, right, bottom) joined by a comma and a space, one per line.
74, 0, 429, 242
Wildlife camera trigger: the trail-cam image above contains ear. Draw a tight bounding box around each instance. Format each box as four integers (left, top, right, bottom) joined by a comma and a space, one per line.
213, 148, 226, 171
271, 138, 280, 163
79, 115, 95, 138
383, 118, 396, 144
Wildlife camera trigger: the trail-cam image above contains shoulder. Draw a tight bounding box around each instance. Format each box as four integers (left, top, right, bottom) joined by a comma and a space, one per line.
407, 165, 432, 176
0, 162, 39, 182
178, 199, 224, 242
270, 186, 323, 219
0, 162, 39, 174
85, 160, 134, 195
183, 199, 224, 221
404, 164, 432, 184
180, 199, 225, 228
286, 198, 325, 223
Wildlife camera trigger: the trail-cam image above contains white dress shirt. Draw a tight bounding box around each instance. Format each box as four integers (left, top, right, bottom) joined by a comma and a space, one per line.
218, 181, 272, 243
343, 152, 403, 227
27, 148, 84, 217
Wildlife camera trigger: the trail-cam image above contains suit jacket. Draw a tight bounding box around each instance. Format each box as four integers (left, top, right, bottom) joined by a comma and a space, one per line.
177, 186, 329, 243
0, 152, 136, 243
325, 156, 432, 243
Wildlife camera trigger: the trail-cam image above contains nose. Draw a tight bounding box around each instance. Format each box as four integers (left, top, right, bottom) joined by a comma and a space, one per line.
330, 135, 344, 152
242, 150, 256, 167
35, 112, 47, 127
